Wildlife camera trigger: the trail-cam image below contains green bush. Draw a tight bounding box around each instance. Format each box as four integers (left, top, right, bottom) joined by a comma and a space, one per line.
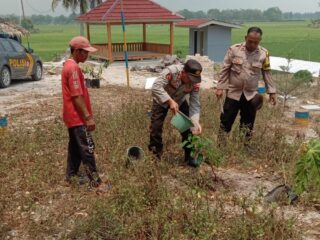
294, 139, 320, 194
293, 70, 313, 85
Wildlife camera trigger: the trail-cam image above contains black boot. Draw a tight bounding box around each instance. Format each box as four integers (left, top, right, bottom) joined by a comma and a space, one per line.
184, 149, 198, 168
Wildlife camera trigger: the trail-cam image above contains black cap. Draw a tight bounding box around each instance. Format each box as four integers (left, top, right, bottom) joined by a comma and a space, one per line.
183, 59, 202, 83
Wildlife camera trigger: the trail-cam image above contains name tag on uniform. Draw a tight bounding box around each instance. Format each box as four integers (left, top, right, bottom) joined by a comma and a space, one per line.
232, 58, 243, 65
145, 77, 157, 89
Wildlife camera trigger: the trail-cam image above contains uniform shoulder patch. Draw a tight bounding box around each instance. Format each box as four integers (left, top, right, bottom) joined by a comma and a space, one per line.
193, 83, 200, 92
262, 50, 271, 71
229, 43, 242, 53
230, 44, 241, 50
165, 73, 173, 81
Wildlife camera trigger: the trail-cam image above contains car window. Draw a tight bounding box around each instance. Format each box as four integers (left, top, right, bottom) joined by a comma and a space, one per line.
9, 39, 26, 53
0, 39, 15, 52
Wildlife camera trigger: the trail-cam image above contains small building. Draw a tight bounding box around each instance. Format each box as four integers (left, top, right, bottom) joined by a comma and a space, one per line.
176, 19, 241, 62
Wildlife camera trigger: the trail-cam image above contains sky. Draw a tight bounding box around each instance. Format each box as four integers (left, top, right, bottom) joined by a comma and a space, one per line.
0, 0, 319, 16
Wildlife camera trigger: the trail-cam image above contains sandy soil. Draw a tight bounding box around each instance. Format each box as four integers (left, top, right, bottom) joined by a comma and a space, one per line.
0, 59, 214, 116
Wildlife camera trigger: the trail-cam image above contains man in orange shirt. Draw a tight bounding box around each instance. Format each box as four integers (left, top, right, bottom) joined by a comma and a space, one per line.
61, 36, 102, 187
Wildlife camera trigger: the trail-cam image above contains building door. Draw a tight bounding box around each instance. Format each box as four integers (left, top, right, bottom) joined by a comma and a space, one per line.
200, 31, 204, 55
193, 31, 198, 55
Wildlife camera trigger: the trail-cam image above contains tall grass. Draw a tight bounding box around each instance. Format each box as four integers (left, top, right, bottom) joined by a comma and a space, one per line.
0, 87, 307, 239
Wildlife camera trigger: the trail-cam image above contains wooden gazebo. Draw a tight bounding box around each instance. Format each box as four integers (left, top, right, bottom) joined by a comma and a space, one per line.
76, 0, 184, 61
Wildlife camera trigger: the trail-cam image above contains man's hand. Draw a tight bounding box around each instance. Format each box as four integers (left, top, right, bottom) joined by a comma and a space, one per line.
191, 123, 202, 135
214, 88, 224, 98
86, 117, 96, 131
72, 96, 95, 130
269, 93, 277, 106
168, 99, 179, 115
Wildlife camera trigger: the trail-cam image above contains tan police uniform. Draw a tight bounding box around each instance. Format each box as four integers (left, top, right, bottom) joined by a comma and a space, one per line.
152, 64, 201, 123
218, 43, 276, 100
217, 43, 276, 140
148, 61, 202, 161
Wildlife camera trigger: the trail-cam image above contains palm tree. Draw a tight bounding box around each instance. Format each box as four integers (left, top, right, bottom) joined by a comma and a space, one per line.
52, 0, 89, 36
90, 0, 103, 9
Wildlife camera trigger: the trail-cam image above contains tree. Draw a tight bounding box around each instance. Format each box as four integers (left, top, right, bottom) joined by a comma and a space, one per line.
274, 56, 313, 107
193, 11, 206, 19
178, 9, 196, 19
90, 0, 103, 9
263, 7, 283, 21
292, 70, 313, 85
52, 0, 89, 35
207, 9, 220, 20
21, 18, 34, 31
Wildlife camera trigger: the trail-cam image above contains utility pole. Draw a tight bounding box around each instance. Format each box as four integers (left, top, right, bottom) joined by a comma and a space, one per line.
20, 0, 30, 49
20, 0, 26, 20
17, 0, 22, 25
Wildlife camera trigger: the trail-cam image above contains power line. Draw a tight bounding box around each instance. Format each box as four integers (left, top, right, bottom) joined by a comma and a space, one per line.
24, 0, 53, 14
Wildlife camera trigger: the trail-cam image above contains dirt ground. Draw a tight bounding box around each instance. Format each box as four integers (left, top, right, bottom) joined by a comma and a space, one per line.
1, 58, 215, 114
1, 60, 320, 239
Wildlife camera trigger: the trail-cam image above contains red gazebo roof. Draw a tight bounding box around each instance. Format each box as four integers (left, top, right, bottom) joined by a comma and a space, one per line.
77, 0, 184, 24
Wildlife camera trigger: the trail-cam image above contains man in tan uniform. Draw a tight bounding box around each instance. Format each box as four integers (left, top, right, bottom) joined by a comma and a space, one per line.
215, 27, 276, 144
149, 59, 202, 167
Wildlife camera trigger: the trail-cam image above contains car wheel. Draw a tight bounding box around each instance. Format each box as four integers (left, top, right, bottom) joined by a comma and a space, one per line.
0, 66, 11, 88
32, 62, 42, 81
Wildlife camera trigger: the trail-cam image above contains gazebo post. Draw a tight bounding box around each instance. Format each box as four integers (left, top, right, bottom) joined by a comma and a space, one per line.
107, 23, 113, 62
76, 0, 184, 60
143, 23, 146, 51
86, 23, 91, 41
169, 22, 174, 55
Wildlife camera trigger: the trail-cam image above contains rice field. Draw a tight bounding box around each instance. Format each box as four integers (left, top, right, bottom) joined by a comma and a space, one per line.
25, 21, 320, 62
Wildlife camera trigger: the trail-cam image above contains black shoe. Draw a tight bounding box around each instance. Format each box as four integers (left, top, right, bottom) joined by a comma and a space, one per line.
77, 174, 90, 185
66, 175, 76, 184
66, 174, 90, 185
85, 170, 102, 187
91, 172, 102, 183
186, 156, 199, 168
244, 144, 257, 155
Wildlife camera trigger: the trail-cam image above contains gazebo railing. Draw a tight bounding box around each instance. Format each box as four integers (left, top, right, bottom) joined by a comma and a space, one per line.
145, 43, 170, 54
112, 42, 144, 52
91, 42, 170, 60
92, 44, 108, 58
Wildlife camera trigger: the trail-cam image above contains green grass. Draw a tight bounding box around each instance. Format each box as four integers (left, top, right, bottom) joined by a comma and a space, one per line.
233, 21, 320, 61
0, 87, 305, 239
24, 21, 320, 62
24, 24, 189, 61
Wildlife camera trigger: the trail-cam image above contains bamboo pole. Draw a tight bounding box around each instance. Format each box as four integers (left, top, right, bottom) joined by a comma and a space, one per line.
107, 23, 113, 62
121, 0, 130, 87
169, 22, 174, 55
86, 23, 91, 42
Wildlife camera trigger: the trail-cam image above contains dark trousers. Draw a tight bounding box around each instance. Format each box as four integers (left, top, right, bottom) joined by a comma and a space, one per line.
149, 100, 192, 159
67, 125, 98, 179
219, 94, 258, 141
